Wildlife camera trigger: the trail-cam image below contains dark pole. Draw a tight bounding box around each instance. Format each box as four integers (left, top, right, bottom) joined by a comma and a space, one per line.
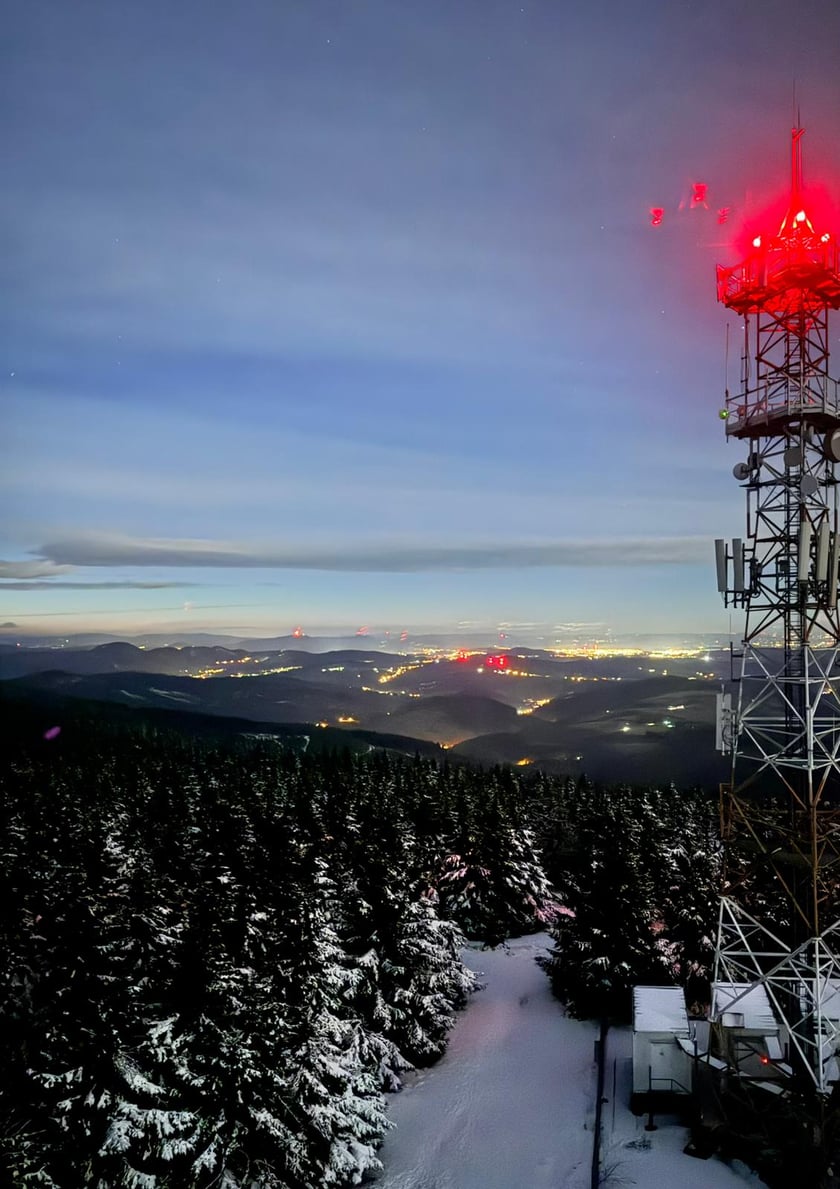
591, 1018, 608, 1189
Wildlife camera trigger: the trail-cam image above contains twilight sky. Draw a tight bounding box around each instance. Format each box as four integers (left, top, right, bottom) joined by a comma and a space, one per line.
3, 0, 840, 638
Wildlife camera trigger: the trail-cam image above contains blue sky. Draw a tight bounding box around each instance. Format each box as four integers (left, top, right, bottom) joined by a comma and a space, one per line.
3, 0, 840, 637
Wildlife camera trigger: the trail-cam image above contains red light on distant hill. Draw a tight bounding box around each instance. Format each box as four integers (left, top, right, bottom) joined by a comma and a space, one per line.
485, 654, 509, 669
456, 651, 469, 662
356, 626, 369, 636
292, 626, 304, 638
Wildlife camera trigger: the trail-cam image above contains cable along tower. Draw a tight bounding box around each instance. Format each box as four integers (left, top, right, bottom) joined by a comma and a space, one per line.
714, 127, 840, 1094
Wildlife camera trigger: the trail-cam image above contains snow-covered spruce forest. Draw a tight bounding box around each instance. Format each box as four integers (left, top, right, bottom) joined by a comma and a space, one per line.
2, 703, 724, 1188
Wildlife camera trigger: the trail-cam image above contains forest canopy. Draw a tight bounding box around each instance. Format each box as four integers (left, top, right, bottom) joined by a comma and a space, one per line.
0, 697, 721, 1188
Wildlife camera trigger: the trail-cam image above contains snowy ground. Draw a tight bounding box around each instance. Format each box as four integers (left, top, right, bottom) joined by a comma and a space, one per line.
376, 933, 759, 1189
602, 1026, 758, 1189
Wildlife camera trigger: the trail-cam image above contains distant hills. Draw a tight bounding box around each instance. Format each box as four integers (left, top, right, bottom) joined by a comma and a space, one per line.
0, 641, 730, 786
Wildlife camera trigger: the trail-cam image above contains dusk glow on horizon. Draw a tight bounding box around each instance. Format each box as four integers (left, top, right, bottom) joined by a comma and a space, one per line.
4, 1, 840, 638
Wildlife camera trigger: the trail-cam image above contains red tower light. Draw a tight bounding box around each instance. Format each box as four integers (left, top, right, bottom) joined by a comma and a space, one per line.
650, 207, 664, 227
716, 129, 840, 317
691, 182, 709, 208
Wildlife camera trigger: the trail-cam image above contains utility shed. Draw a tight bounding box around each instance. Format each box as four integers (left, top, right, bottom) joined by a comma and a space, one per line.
632, 986, 693, 1103
712, 982, 778, 1034
712, 982, 782, 1079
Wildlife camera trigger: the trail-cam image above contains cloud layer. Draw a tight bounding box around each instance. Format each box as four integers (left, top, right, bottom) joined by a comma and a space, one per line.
0, 580, 193, 591
26, 531, 710, 573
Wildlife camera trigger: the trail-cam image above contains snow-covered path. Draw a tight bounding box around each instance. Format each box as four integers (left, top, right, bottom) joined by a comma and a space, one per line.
376, 933, 596, 1189
376, 933, 758, 1189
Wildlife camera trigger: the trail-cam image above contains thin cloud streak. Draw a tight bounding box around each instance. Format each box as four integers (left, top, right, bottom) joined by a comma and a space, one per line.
5, 602, 267, 619
34, 532, 712, 572
0, 581, 195, 591
0, 560, 75, 580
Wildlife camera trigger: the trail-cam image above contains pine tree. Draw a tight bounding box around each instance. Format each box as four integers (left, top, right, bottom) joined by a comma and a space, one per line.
543, 788, 672, 1019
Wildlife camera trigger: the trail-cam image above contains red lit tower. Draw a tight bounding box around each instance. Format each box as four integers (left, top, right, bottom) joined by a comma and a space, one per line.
713, 128, 840, 1093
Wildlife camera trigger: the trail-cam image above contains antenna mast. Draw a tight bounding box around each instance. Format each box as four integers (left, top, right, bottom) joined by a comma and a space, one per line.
713, 126, 840, 1095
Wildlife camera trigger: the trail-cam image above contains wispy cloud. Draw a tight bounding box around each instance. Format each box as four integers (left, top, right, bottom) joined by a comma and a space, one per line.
0, 560, 75, 580
32, 531, 710, 572
0, 580, 194, 591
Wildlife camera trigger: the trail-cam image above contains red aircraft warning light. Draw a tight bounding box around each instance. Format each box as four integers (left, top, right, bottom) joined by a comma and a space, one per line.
485, 654, 509, 669
716, 128, 840, 317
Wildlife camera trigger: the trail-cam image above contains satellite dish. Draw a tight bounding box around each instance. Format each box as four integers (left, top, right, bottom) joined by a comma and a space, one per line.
784, 445, 803, 468
733, 462, 751, 481
825, 429, 840, 462
800, 474, 819, 497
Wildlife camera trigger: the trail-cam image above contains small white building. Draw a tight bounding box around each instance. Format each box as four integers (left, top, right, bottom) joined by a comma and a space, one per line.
632, 985, 693, 1103
711, 981, 783, 1079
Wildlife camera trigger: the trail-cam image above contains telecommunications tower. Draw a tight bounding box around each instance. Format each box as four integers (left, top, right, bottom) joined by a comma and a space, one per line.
713, 127, 840, 1093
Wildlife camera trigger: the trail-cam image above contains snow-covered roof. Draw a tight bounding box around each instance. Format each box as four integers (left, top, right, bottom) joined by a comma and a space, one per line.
633, 985, 689, 1035
712, 982, 778, 1033
816, 979, 840, 1022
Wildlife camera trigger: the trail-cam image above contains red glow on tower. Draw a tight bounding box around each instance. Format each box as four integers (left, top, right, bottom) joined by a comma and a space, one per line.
691, 182, 709, 209
485, 654, 509, 669
650, 207, 664, 227
717, 128, 840, 315
455, 650, 469, 663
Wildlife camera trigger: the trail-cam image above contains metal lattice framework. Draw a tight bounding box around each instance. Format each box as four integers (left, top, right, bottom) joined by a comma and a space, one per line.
713, 128, 840, 1094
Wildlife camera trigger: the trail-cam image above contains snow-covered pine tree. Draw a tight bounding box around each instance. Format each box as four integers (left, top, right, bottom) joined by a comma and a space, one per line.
270, 854, 390, 1188
437, 788, 558, 945
381, 895, 475, 1065
544, 787, 672, 1019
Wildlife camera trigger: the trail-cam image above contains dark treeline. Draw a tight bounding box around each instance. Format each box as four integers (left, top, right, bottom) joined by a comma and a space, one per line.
537, 777, 723, 1019
1, 700, 724, 1188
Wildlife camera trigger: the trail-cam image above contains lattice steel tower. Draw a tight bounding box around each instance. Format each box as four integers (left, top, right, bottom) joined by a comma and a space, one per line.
713, 128, 840, 1093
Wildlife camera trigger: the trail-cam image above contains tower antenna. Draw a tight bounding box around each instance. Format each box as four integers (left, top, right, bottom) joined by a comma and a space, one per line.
712, 125, 840, 1107
724, 322, 730, 400
791, 122, 804, 199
